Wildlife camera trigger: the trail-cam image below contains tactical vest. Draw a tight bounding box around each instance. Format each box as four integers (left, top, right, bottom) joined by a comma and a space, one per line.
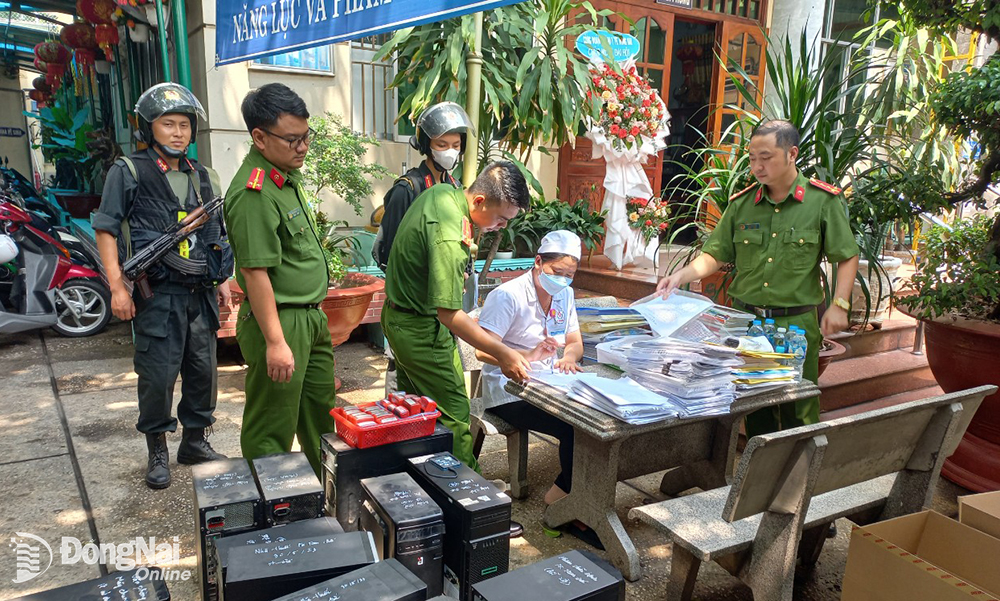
124, 151, 224, 285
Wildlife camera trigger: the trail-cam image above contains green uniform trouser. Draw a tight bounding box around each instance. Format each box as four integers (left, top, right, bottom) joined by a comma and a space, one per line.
237, 306, 336, 476
382, 304, 479, 472
133, 284, 219, 434
745, 307, 822, 438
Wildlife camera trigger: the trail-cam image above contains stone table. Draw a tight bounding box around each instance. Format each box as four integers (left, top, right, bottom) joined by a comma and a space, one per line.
505, 375, 821, 581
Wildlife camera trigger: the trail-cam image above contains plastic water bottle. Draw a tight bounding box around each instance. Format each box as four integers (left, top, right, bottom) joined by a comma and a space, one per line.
763, 318, 777, 345
788, 327, 807, 370
747, 319, 764, 338
773, 327, 787, 354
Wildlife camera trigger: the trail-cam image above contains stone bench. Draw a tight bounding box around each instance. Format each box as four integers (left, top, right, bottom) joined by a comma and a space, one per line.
458, 295, 620, 499
629, 385, 997, 601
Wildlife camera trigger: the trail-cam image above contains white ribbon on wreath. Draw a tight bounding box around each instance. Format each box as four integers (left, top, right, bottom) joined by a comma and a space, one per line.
585, 58, 670, 270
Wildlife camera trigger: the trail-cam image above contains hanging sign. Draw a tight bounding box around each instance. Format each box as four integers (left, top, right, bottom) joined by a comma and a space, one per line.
216, 0, 526, 66
0, 127, 26, 138
574, 30, 640, 64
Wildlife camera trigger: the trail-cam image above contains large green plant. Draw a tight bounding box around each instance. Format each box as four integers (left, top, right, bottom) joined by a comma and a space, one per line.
479, 195, 606, 270
375, 0, 611, 161
302, 112, 391, 217
893, 0, 1000, 319
24, 105, 100, 192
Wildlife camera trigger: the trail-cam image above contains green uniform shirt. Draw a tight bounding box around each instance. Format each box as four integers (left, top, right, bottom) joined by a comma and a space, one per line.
224, 147, 328, 306
385, 184, 473, 315
702, 171, 859, 307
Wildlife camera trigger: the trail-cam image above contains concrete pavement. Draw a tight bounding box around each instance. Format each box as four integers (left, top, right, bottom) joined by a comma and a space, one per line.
0, 322, 969, 600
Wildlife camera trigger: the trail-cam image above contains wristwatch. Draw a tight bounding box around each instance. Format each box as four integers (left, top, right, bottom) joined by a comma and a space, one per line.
832, 297, 850, 311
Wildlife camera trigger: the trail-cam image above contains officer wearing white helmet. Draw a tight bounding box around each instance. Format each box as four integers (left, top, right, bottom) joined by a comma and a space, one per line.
373, 101, 473, 270
92, 82, 231, 490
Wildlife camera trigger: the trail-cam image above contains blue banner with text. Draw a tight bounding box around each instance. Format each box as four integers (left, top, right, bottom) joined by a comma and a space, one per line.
216, 0, 524, 65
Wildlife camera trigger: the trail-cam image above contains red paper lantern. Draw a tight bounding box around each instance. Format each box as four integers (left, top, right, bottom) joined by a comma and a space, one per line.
61, 22, 98, 50
32, 77, 52, 93
46, 62, 67, 90
94, 24, 120, 60
34, 41, 70, 65
77, 0, 116, 25
74, 48, 96, 66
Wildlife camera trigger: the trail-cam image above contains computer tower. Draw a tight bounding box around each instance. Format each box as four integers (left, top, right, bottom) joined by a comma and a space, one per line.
251, 452, 324, 526
270, 558, 427, 601
359, 472, 446, 597
470, 550, 625, 601
218, 530, 378, 601
192, 458, 263, 601
321, 424, 453, 531
407, 452, 511, 600
211, 516, 344, 588
9, 568, 170, 600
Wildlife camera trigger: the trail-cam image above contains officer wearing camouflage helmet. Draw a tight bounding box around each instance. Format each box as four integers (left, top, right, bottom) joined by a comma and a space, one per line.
93, 83, 231, 490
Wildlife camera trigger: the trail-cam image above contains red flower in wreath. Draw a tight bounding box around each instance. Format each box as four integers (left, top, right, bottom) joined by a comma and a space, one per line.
630, 126, 641, 136
609, 124, 619, 135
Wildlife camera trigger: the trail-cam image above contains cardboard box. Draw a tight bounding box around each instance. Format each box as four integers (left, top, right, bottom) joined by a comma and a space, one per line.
841, 510, 1000, 601
959, 490, 1000, 540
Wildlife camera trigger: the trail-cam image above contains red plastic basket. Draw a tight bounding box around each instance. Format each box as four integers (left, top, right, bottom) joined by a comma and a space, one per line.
330, 399, 441, 449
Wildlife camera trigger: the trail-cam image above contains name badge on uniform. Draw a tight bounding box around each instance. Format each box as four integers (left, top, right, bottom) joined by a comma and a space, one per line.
547, 306, 567, 338
739, 223, 760, 230
287, 207, 302, 220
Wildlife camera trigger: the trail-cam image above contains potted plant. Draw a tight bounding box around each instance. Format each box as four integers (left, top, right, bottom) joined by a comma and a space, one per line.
883, 0, 1000, 491
313, 211, 385, 347
300, 112, 389, 346
897, 216, 1000, 491
24, 103, 103, 218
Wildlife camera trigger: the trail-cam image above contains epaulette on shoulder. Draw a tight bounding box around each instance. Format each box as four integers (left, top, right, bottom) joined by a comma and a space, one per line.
245, 167, 265, 191
729, 184, 757, 202
808, 178, 842, 196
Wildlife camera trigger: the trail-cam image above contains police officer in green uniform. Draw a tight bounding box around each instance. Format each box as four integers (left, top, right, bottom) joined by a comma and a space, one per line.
224, 83, 333, 476
383, 161, 533, 471
93, 83, 231, 490
657, 120, 860, 436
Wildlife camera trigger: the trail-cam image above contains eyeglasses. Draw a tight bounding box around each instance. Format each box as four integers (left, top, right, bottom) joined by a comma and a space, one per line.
260, 127, 316, 149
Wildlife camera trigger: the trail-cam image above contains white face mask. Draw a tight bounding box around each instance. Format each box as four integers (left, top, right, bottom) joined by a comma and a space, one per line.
539, 270, 573, 296
431, 148, 461, 171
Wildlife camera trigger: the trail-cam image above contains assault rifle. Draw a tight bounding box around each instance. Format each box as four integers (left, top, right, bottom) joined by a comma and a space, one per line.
123, 196, 224, 299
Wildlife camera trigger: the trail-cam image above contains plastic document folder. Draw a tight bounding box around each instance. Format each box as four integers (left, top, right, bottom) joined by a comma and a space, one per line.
566, 377, 679, 425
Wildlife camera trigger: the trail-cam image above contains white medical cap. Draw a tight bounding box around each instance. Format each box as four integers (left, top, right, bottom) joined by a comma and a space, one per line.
537, 230, 582, 260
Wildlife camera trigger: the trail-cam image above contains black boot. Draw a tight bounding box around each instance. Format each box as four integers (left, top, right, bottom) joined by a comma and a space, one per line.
177, 427, 227, 465
145, 433, 170, 490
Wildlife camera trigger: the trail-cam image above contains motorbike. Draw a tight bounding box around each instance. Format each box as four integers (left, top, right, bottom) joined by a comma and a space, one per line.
0, 196, 111, 337
0, 164, 101, 270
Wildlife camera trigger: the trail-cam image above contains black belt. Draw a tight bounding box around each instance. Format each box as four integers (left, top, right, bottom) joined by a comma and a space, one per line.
734, 300, 814, 319
277, 302, 321, 310
387, 300, 420, 315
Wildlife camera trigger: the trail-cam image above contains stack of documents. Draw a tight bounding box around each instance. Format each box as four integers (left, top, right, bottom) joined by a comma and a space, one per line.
577, 306, 651, 362
530, 370, 602, 393
577, 306, 648, 334
733, 349, 799, 391
618, 337, 744, 417
566, 377, 679, 425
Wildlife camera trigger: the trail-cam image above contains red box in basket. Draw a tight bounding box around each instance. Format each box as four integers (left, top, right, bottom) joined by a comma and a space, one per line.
331, 397, 441, 449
